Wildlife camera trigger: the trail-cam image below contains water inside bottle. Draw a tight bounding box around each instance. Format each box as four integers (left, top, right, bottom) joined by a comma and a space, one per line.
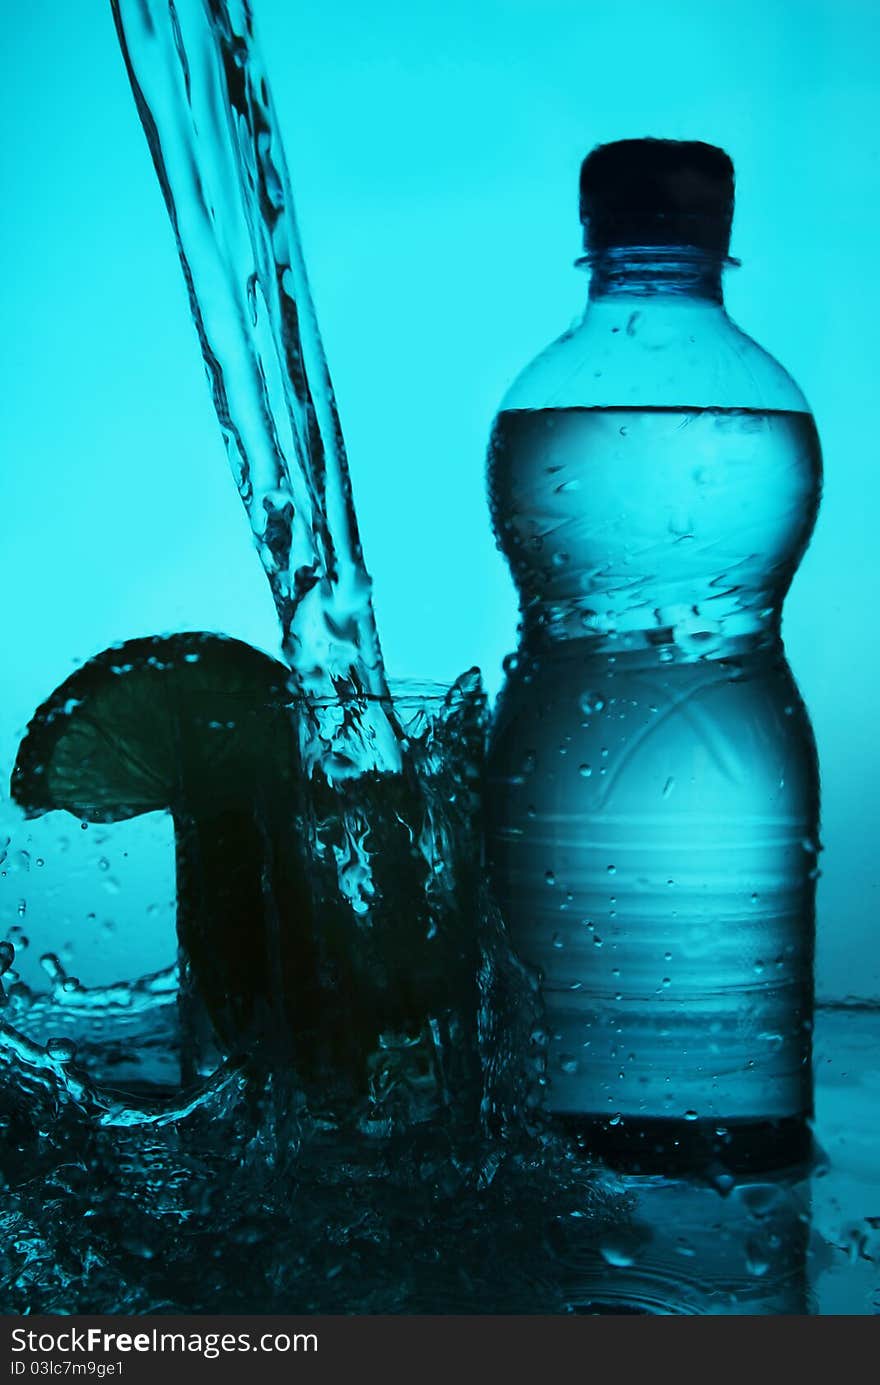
487, 405, 822, 1164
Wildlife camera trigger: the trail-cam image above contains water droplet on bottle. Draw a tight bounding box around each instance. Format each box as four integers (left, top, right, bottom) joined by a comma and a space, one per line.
684, 1109, 698, 1121
707, 1168, 737, 1197
578, 764, 592, 778
745, 1237, 770, 1277
662, 776, 675, 798
545, 870, 556, 886
0, 941, 14, 974
579, 691, 606, 717
607, 864, 616, 875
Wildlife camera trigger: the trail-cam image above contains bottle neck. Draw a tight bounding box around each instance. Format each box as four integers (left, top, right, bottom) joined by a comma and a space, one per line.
587, 245, 726, 303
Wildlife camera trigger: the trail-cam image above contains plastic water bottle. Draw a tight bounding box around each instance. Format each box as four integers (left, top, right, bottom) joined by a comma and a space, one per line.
485, 140, 821, 1170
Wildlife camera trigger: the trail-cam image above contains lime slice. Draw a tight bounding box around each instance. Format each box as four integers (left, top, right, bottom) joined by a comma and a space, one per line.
11, 633, 312, 1062
12, 632, 297, 821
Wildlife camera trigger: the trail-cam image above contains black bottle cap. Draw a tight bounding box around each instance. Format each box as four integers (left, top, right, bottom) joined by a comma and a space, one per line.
579, 138, 734, 256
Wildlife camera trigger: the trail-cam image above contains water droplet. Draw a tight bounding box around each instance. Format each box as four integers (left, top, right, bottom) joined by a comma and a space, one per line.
600, 1239, 636, 1268
545, 870, 556, 887
745, 1238, 770, 1277
684, 1109, 698, 1121
578, 764, 592, 778
662, 776, 675, 798
552, 933, 564, 950
707, 1168, 737, 1197
606, 864, 616, 875
0, 941, 14, 974
46, 1037, 77, 1065
560, 1056, 579, 1075
661, 977, 671, 988
579, 691, 606, 717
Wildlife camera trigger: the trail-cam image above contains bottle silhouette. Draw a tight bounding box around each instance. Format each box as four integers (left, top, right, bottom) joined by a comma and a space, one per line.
485, 140, 821, 1171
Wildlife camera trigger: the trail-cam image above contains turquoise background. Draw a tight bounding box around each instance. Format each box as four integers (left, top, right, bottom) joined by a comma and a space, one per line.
1, 0, 877, 997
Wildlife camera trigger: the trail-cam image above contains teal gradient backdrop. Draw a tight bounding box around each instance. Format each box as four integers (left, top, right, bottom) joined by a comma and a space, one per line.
1, 0, 877, 998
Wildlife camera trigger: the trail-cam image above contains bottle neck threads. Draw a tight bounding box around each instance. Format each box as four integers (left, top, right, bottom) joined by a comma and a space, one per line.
586, 245, 727, 302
